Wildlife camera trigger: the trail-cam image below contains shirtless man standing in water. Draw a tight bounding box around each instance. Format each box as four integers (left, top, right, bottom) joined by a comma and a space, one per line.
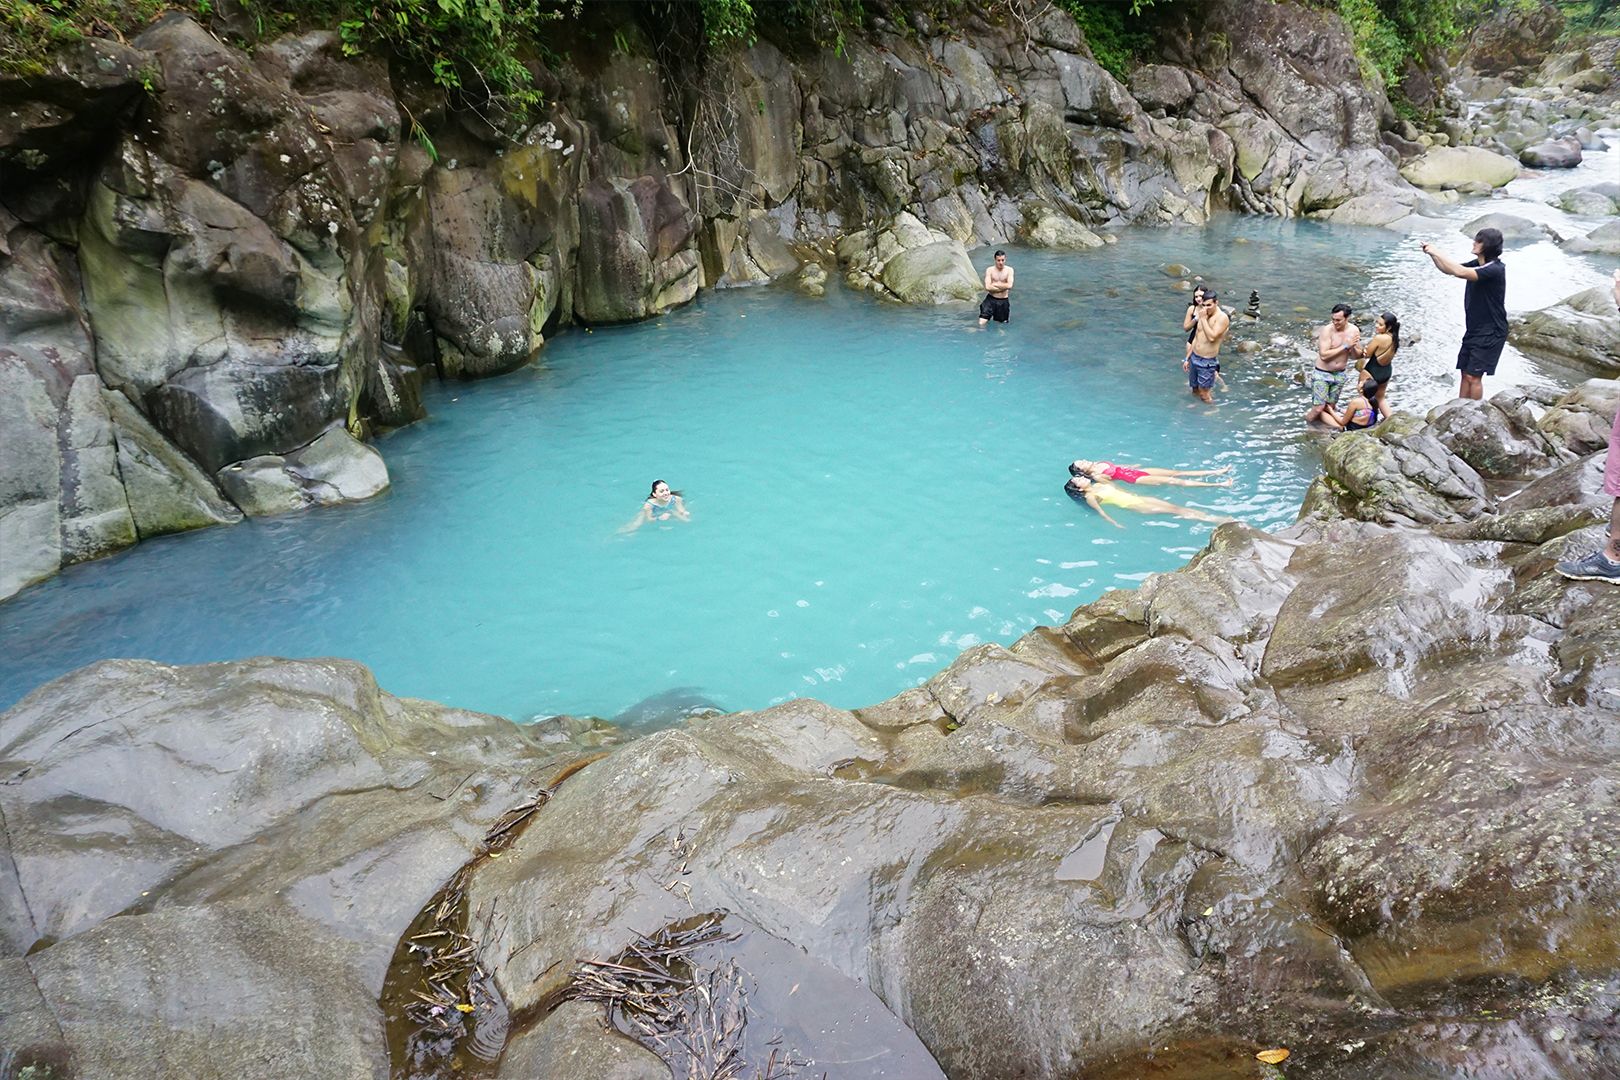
1305, 303, 1361, 426
1183, 290, 1229, 404
978, 250, 1014, 326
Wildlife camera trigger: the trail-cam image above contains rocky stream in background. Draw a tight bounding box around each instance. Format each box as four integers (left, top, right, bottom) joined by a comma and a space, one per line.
1, 378, 1617, 1079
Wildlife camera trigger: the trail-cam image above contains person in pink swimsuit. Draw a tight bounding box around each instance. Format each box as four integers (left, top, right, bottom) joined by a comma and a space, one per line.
1069, 459, 1233, 489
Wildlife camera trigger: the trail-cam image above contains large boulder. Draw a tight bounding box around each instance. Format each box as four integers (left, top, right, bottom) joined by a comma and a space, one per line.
1519, 136, 1583, 169
1023, 205, 1105, 250
0, 657, 614, 1079
1460, 211, 1561, 244
1399, 146, 1521, 189
215, 427, 389, 516
839, 213, 979, 305
1510, 286, 1620, 376
1562, 220, 1620, 256
1300, 413, 1493, 526
1536, 378, 1620, 455
1424, 393, 1570, 479
1552, 182, 1620, 216
879, 240, 981, 304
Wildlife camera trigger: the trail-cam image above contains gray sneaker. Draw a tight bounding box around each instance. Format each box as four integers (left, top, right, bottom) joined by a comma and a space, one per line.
1556, 549, 1620, 584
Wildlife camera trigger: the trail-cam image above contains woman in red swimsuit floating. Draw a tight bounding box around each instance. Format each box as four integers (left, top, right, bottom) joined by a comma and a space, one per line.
1069, 459, 1233, 488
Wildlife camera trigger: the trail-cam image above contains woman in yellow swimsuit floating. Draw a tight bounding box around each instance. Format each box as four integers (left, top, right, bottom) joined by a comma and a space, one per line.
1065, 473, 1230, 529
1069, 459, 1233, 488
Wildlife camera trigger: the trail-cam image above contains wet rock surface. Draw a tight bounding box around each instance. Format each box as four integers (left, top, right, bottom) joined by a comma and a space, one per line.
0, 657, 614, 1079
1511, 285, 1620, 376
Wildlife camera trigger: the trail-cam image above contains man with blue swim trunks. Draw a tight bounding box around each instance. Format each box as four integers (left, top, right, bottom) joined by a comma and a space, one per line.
1182, 290, 1228, 404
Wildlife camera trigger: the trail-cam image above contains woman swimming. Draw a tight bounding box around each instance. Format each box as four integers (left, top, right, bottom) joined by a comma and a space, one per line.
1354, 311, 1398, 419
621, 479, 690, 532
1065, 474, 1230, 529
1069, 459, 1233, 488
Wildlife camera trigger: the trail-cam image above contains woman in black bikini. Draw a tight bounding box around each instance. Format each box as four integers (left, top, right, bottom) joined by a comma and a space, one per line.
1356, 312, 1398, 420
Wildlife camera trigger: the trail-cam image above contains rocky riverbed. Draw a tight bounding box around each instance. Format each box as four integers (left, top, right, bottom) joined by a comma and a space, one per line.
2, 378, 1617, 1079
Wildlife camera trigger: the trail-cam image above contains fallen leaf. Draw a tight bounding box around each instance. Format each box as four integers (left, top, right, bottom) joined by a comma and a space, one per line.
1202, 907, 1214, 917
1256, 1048, 1290, 1064
455, 1003, 476, 1014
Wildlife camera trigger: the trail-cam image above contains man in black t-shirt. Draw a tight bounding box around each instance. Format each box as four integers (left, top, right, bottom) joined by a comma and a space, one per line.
1421, 227, 1507, 401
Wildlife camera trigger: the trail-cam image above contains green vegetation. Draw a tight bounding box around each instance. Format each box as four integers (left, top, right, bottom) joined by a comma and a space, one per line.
1554, 0, 1620, 33
1331, 0, 1491, 116
264, 0, 570, 114
1055, 0, 1158, 80
0, 0, 164, 76
2, 0, 1598, 127
0, 0, 868, 110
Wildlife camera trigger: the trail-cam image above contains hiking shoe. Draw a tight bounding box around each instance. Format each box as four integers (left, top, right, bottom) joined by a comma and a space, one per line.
1556, 549, 1620, 585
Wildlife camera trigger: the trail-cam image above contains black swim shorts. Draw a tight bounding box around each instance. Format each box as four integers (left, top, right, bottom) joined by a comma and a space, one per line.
1456, 338, 1505, 377
979, 295, 1010, 323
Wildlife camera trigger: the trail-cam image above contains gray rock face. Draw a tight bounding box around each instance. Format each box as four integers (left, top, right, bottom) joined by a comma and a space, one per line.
0, 1, 1435, 594
216, 427, 389, 516
1563, 219, 1620, 256
1510, 285, 1620, 376
1424, 393, 1570, 479
1399, 145, 1521, 189
0, 657, 615, 1079
103, 388, 243, 537
1553, 181, 1620, 216
1460, 211, 1562, 244
1302, 412, 1493, 525
1520, 136, 1584, 168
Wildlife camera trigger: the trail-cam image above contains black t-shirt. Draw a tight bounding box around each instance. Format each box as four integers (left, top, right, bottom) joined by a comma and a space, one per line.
1461, 258, 1507, 343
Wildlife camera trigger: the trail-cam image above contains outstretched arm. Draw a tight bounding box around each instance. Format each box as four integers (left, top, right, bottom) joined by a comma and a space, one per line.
620, 505, 652, 533
1421, 242, 1479, 280
1087, 493, 1124, 529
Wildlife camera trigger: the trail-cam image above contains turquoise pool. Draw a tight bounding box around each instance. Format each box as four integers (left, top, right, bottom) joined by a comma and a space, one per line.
0, 212, 1605, 721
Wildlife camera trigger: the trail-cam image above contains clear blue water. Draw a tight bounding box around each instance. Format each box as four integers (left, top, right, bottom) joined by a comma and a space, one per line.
1, 201, 1611, 721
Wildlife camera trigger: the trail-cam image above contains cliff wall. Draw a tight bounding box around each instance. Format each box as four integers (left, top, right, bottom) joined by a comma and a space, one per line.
1, 1, 1425, 598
